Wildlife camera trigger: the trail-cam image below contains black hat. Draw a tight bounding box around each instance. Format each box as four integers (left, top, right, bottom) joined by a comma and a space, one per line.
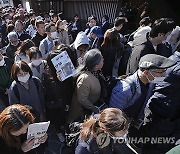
139, 54, 176, 69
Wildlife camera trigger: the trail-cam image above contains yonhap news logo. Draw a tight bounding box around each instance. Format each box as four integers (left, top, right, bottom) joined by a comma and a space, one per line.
96, 133, 177, 148
96, 133, 111, 148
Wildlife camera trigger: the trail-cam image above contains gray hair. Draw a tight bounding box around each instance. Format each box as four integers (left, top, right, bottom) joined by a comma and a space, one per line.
75, 49, 102, 78
7, 31, 18, 42
83, 48, 102, 70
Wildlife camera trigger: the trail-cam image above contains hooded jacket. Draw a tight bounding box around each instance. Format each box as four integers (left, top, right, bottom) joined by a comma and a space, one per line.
70, 31, 89, 66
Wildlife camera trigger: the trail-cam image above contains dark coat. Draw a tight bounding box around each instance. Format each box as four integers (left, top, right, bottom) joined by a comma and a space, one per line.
101, 22, 110, 35
141, 70, 180, 153
100, 43, 124, 77
17, 31, 31, 41
32, 32, 47, 47
75, 137, 136, 154
6, 42, 21, 63
0, 136, 23, 154
156, 42, 173, 58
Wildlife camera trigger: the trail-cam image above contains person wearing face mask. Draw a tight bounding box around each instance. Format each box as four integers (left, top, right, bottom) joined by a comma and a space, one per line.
0, 52, 12, 111
28, 47, 46, 80
6, 31, 21, 63
56, 20, 70, 45
109, 54, 176, 131
39, 22, 59, 60
141, 67, 180, 153
70, 31, 89, 66
8, 61, 46, 122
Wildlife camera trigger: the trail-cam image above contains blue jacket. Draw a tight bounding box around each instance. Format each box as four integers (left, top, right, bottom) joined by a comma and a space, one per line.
109, 71, 154, 120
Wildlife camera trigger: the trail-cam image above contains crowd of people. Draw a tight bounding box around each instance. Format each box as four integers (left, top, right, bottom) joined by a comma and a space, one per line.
0, 4, 180, 154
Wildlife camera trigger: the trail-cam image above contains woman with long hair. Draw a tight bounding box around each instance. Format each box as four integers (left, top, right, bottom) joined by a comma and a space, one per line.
0, 104, 47, 153
56, 20, 70, 45
42, 48, 74, 133
100, 28, 124, 77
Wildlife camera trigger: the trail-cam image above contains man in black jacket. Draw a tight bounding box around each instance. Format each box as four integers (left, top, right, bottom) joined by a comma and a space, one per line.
126, 18, 175, 74
32, 20, 47, 47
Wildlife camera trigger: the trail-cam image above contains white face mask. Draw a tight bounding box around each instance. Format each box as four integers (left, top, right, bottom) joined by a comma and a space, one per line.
18, 73, 30, 83
32, 59, 42, 66
51, 31, 57, 39
0, 57, 5, 66
147, 71, 166, 83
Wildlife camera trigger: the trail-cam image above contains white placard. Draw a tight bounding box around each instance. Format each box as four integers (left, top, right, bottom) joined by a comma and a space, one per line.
27, 121, 50, 149
51, 51, 76, 81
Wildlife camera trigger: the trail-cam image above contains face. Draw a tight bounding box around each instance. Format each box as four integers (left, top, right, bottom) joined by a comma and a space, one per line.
15, 22, 23, 32
53, 16, 58, 23
10, 123, 29, 136
90, 32, 97, 39
94, 56, 104, 71
17, 70, 29, 78
19, 9, 24, 16
77, 44, 88, 52
116, 24, 123, 31
89, 19, 96, 27
146, 68, 166, 81
47, 26, 56, 38
74, 16, 79, 22
50, 26, 56, 33
10, 39, 19, 46
37, 24, 45, 35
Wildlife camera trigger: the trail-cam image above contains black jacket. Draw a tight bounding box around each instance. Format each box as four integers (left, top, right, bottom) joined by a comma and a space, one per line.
32, 32, 47, 47
17, 31, 31, 41
76, 137, 136, 154
6, 42, 21, 63
100, 43, 124, 77
101, 22, 110, 35
141, 71, 180, 153
0, 136, 23, 154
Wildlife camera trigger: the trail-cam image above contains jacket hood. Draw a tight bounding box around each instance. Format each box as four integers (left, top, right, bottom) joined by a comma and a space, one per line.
73, 31, 89, 50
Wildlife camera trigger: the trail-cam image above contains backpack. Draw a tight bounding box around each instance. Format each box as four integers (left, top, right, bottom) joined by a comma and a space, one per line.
104, 74, 136, 106
13, 77, 39, 100
65, 122, 82, 151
